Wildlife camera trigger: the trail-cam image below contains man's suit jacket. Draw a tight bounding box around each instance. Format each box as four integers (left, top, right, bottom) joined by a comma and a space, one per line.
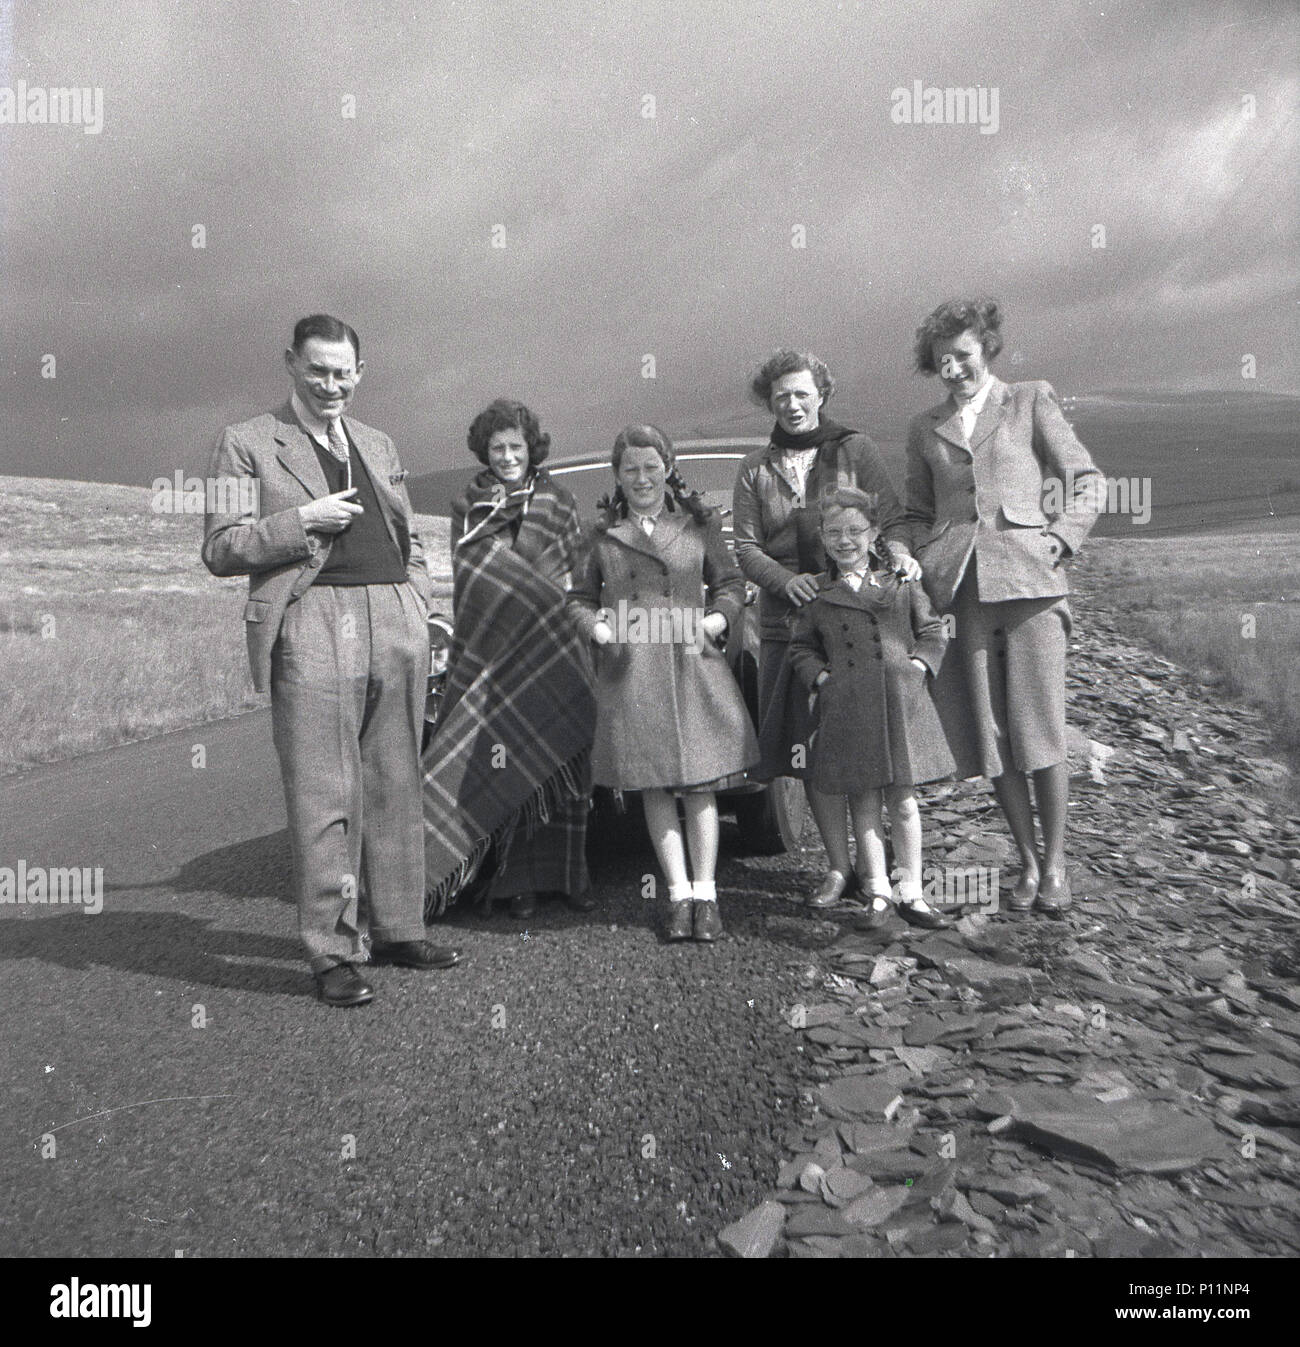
902, 378, 1104, 613
202, 403, 432, 693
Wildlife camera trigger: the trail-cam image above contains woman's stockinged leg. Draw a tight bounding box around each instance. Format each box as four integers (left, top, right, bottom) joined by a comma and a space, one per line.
682, 792, 719, 886
642, 789, 691, 893
1032, 761, 1069, 877
992, 769, 1040, 901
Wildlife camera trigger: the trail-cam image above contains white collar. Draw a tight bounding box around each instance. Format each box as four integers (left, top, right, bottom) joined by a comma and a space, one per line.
955, 374, 995, 417
291, 390, 338, 444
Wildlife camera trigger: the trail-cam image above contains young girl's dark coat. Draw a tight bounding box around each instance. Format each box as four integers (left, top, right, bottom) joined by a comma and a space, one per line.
787, 569, 954, 793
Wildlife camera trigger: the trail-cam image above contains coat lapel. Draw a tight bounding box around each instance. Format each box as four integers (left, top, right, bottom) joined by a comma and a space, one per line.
344, 417, 402, 525
273, 404, 330, 499
606, 515, 666, 561
967, 378, 1010, 452
930, 400, 969, 457
762, 442, 805, 501
817, 569, 896, 610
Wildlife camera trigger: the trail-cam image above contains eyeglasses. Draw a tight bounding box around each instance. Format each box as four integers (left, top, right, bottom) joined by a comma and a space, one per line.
823, 526, 872, 541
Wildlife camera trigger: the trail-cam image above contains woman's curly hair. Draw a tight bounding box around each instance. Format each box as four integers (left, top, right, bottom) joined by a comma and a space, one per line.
912, 299, 1004, 375
749, 348, 835, 408
466, 398, 552, 467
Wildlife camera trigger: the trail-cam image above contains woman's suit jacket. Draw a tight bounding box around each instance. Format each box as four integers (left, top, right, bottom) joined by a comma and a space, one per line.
902, 379, 1104, 613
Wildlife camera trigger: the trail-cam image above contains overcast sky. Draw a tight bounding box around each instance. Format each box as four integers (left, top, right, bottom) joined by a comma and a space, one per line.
0, 0, 1294, 484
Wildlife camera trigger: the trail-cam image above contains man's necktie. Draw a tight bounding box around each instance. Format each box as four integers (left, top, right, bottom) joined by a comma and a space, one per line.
325, 418, 349, 464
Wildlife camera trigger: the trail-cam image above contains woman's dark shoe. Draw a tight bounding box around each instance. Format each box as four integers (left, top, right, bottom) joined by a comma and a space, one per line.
693, 901, 723, 942
666, 901, 694, 941
370, 939, 461, 969
1035, 871, 1073, 913
509, 893, 537, 919
896, 901, 953, 930
314, 962, 375, 1006
808, 870, 850, 908
1007, 869, 1040, 912
564, 888, 598, 912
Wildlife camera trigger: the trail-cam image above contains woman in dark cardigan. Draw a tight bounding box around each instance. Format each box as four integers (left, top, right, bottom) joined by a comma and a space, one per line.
732, 349, 920, 907
423, 399, 598, 922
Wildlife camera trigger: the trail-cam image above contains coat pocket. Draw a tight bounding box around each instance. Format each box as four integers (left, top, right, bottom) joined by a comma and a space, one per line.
244, 599, 269, 623
999, 501, 1048, 528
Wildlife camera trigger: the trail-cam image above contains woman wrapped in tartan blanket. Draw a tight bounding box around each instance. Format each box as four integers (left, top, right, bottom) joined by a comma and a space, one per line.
422, 400, 599, 921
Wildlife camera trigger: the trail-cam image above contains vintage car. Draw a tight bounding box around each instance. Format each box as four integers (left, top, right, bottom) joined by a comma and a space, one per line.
423, 439, 809, 855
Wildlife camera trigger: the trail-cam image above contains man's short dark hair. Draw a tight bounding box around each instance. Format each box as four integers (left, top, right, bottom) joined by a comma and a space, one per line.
292, 314, 361, 364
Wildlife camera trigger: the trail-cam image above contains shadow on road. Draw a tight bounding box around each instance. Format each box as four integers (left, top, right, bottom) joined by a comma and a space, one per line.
103, 831, 295, 905
0, 909, 306, 996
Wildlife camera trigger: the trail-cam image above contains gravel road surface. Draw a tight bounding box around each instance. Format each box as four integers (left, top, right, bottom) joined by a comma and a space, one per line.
1, 716, 812, 1256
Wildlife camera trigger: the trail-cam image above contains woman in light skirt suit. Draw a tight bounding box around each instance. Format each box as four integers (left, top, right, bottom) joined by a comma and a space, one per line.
903, 299, 1105, 915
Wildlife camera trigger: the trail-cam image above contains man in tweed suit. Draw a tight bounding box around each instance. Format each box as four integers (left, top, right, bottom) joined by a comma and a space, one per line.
202, 314, 460, 1005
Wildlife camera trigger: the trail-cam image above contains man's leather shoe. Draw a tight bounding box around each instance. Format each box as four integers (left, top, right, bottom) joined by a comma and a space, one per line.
315, 962, 374, 1007
1035, 871, 1073, 913
897, 901, 953, 930
808, 871, 850, 908
370, 939, 461, 969
666, 901, 694, 941
564, 889, 597, 912
509, 893, 537, 919
692, 901, 723, 942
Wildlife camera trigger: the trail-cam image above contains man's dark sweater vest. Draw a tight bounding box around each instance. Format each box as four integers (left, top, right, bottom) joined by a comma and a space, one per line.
309, 430, 407, 586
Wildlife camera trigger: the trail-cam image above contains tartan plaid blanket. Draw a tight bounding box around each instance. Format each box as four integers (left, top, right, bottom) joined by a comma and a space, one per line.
422, 471, 595, 916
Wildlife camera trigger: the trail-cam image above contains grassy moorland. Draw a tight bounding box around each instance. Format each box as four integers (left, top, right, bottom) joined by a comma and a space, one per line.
3, 468, 1297, 779
0, 475, 451, 775
1087, 518, 1300, 764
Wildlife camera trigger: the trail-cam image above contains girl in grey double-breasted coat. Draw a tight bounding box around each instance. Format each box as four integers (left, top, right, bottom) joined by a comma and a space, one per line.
567, 426, 759, 944
787, 489, 954, 930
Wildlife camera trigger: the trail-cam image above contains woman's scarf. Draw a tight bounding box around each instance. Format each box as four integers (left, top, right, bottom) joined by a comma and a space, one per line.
769, 414, 853, 452
422, 469, 595, 916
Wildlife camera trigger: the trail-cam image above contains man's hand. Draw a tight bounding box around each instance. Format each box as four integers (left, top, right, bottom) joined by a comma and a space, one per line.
894, 552, 923, 582
591, 620, 614, 646
300, 488, 362, 534
784, 573, 819, 606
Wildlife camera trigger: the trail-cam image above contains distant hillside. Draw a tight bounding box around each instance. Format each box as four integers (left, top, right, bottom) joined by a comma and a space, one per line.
408, 392, 1300, 538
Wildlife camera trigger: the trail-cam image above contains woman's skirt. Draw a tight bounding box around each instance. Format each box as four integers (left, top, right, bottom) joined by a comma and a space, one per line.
487, 787, 589, 900
755, 635, 815, 780
932, 570, 1072, 778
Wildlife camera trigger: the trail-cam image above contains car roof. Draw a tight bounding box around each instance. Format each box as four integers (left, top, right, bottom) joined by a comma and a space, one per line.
547, 438, 768, 475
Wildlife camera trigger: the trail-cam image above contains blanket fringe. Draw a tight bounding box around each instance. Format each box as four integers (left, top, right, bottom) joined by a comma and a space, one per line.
424, 746, 590, 921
